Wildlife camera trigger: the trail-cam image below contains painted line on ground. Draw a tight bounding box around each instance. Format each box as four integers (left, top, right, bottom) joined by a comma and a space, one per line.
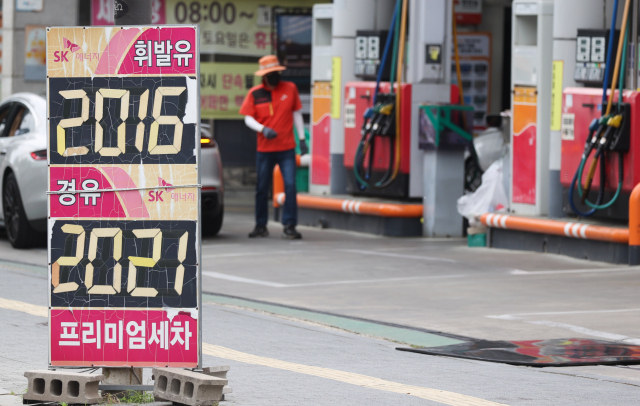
203, 271, 289, 287
524, 320, 640, 345
287, 274, 466, 287
202, 271, 466, 288
0, 298, 504, 406
487, 308, 640, 319
0, 259, 47, 275
486, 312, 640, 345
202, 250, 300, 259
340, 249, 457, 263
202, 343, 507, 406
203, 293, 465, 348
509, 267, 640, 275
0, 297, 47, 317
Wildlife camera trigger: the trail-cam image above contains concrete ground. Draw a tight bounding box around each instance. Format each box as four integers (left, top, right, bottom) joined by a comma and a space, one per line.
206, 207, 640, 344
1, 202, 640, 405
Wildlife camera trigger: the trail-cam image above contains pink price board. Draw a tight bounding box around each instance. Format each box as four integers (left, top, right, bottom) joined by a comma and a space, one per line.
47, 25, 201, 368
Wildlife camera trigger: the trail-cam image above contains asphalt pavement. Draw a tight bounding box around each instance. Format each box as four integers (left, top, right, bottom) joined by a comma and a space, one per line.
1, 204, 640, 405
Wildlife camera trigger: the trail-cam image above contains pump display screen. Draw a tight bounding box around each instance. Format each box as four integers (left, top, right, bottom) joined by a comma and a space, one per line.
47, 25, 200, 368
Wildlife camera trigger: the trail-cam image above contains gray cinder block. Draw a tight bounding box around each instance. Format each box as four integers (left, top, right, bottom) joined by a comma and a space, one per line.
202, 367, 232, 399
153, 368, 227, 406
23, 370, 103, 404
202, 366, 230, 379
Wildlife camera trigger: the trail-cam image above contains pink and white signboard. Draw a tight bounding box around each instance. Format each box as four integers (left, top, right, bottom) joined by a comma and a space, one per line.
47, 25, 201, 368
50, 309, 198, 367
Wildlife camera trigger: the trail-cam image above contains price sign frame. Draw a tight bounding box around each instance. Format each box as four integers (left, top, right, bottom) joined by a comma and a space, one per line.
46, 25, 202, 369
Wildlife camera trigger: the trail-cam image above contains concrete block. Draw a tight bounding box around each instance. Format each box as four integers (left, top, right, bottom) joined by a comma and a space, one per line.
202, 366, 230, 379
153, 368, 227, 406
202, 366, 232, 400
23, 370, 103, 404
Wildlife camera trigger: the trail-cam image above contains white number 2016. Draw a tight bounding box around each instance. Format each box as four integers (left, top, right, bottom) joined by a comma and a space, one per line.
56, 86, 185, 157
52, 227, 189, 297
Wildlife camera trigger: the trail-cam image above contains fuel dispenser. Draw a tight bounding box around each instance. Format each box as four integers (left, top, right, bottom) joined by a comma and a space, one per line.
510, 0, 554, 216
343, 81, 412, 197
342, 0, 454, 201
309, 4, 334, 196
560, 0, 637, 220
341, 0, 413, 198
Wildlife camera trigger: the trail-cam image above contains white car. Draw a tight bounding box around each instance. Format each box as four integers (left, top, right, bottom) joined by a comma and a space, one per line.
0, 93, 224, 248
200, 123, 225, 236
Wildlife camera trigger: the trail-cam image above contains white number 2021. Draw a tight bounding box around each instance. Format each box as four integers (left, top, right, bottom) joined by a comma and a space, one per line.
51, 225, 189, 297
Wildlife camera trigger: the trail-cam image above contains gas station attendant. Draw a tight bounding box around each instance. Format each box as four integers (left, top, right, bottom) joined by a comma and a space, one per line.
240, 55, 308, 240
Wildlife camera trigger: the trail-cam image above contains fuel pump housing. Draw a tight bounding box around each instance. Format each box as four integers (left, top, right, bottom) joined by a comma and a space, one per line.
560, 87, 637, 220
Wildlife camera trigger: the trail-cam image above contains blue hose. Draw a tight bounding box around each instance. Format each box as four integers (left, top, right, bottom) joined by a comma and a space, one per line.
602, 0, 620, 105
356, 3, 398, 189
373, 1, 399, 104
571, 4, 626, 216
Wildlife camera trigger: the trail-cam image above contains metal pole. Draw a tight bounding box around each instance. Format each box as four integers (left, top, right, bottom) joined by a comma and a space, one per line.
114, 0, 152, 25
103, 0, 152, 396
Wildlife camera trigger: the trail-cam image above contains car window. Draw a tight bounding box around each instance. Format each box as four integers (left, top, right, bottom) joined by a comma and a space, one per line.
6, 105, 35, 137
15, 108, 36, 136
0, 104, 13, 137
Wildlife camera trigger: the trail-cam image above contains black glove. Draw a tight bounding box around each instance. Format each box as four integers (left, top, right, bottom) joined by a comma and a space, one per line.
263, 127, 278, 139
299, 139, 309, 155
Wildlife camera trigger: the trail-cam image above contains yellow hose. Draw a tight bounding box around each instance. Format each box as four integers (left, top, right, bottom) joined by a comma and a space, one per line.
391, 0, 408, 181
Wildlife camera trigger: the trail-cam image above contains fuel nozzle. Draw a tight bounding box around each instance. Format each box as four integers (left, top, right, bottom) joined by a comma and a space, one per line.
584, 118, 601, 151
582, 114, 624, 204
607, 114, 623, 128
379, 103, 394, 115
585, 115, 611, 146
598, 114, 624, 147
362, 103, 383, 135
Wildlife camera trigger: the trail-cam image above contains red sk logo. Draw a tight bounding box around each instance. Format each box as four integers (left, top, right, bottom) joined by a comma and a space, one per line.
158, 177, 175, 192
63, 37, 80, 53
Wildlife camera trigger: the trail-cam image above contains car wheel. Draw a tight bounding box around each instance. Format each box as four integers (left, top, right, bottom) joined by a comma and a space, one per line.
3, 172, 37, 248
203, 205, 224, 237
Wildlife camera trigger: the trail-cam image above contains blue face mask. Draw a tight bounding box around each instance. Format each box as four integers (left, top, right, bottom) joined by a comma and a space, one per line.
264, 73, 281, 87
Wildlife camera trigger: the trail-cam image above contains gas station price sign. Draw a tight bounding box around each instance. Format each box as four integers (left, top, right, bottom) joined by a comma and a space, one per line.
46, 26, 201, 368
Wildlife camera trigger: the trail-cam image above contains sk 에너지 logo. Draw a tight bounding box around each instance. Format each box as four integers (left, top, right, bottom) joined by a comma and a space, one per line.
53, 37, 80, 62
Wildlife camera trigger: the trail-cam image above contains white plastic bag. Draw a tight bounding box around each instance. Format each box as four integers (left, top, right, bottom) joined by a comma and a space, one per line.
473, 128, 507, 172
457, 158, 509, 227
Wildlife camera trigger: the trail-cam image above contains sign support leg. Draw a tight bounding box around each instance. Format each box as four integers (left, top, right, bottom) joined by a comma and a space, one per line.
102, 2, 152, 398
101, 368, 145, 398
